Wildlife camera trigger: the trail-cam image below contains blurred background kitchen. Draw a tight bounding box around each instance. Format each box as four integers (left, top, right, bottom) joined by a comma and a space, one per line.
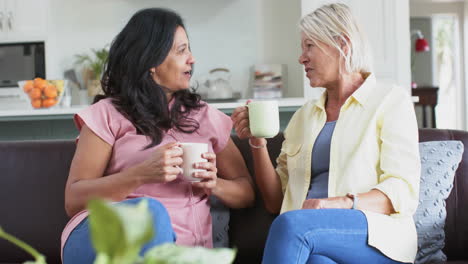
2, 0, 464, 141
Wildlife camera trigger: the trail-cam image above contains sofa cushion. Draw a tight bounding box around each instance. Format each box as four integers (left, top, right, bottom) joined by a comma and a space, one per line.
414, 141, 464, 264
210, 196, 230, 248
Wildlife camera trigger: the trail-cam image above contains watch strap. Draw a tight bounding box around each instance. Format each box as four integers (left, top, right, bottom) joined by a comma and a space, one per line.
346, 193, 358, 210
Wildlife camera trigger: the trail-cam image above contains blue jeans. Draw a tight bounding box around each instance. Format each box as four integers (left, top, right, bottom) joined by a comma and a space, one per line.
262, 209, 409, 264
63, 197, 176, 264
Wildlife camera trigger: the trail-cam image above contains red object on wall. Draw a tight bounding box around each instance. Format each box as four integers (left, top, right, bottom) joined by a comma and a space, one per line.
415, 37, 430, 52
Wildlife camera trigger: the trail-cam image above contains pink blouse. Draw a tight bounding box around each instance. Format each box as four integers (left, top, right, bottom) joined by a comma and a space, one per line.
60, 98, 232, 253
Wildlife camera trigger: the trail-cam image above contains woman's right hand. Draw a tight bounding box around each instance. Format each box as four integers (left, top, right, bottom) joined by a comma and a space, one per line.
136, 142, 183, 184
231, 103, 253, 140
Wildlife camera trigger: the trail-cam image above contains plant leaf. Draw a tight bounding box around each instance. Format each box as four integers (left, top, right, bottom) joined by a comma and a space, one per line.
88, 199, 127, 257
74, 54, 92, 65
88, 199, 154, 263
112, 199, 154, 249
93, 253, 110, 264
74, 47, 109, 79
0, 226, 47, 264
143, 244, 236, 264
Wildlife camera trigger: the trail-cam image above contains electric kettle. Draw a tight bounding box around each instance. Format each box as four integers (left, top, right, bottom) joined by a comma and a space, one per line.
204, 68, 233, 99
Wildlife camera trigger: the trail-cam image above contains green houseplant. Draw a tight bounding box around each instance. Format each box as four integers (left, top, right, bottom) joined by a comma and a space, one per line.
74, 47, 109, 97
75, 47, 109, 81
0, 199, 236, 264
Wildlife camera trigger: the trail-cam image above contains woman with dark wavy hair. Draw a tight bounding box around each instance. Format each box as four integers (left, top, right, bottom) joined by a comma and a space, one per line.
61, 8, 254, 263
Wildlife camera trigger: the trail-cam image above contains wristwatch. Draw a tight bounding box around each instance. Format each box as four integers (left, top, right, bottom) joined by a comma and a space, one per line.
346, 193, 358, 210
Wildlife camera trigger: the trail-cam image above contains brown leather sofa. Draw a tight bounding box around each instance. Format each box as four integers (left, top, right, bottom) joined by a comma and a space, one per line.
0, 129, 467, 264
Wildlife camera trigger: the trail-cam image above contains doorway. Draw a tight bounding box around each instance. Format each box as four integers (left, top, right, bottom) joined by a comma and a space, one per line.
409, 1, 465, 130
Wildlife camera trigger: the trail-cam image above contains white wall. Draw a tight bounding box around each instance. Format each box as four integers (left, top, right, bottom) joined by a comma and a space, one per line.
256, 0, 303, 97
46, 0, 302, 98
394, 0, 412, 91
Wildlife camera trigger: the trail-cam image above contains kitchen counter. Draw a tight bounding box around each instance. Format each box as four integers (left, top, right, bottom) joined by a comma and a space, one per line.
0, 96, 421, 141
0, 97, 307, 121
0, 106, 86, 121
0, 95, 420, 122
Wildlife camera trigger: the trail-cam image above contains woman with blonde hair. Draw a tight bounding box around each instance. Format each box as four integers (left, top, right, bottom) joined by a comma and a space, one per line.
232, 3, 419, 264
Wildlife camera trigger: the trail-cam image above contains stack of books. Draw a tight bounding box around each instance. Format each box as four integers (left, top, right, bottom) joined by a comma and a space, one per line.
252, 64, 286, 99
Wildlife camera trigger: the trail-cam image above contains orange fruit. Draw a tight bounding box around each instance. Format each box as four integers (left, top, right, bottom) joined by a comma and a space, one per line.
31, 99, 42, 108
23, 80, 34, 93
42, 98, 57, 108
29, 88, 42, 99
44, 84, 58, 98
33, 78, 47, 91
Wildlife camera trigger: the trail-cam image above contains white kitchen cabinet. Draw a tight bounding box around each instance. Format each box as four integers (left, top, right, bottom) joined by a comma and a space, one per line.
0, 0, 48, 43
301, 0, 411, 98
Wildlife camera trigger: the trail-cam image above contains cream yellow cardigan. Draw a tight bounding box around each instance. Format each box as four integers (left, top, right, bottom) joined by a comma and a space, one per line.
276, 74, 420, 263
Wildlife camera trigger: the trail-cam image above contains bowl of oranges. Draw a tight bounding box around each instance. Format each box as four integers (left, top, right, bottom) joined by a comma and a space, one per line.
19, 78, 67, 109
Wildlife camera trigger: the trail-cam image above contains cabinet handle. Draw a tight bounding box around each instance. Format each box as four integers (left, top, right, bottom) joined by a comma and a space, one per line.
0, 12, 3, 31
7, 12, 12, 30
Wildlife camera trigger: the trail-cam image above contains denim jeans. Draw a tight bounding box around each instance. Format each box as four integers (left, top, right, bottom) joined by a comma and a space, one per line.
63, 197, 176, 264
262, 209, 409, 264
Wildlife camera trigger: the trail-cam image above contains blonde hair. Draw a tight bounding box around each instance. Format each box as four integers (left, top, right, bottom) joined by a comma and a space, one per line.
299, 3, 372, 73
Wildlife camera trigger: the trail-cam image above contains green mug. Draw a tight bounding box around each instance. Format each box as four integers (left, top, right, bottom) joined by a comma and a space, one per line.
248, 100, 280, 138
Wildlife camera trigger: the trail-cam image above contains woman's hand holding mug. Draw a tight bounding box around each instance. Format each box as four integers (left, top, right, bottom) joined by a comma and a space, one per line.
191, 151, 218, 195
136, 142, 183, 184
232, 100, 280, 148
231, 100, 253, 140
177, 142, 217, 195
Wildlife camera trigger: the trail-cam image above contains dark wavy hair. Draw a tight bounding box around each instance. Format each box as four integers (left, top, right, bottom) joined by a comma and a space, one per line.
95, 8, 204, 149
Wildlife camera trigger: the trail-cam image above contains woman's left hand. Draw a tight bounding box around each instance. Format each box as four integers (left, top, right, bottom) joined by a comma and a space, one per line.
302, 196, 353, 209
191, 152, 218, 195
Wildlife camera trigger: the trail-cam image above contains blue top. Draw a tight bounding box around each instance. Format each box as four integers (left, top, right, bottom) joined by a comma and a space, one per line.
306, 121, 336, 199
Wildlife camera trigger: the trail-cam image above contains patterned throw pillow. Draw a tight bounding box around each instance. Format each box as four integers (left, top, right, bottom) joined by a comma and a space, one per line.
414, 140, 464, 264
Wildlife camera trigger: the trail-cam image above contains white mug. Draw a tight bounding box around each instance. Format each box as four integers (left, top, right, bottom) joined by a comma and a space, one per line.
247, 100, 280, 138
179, 143, 208, 182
